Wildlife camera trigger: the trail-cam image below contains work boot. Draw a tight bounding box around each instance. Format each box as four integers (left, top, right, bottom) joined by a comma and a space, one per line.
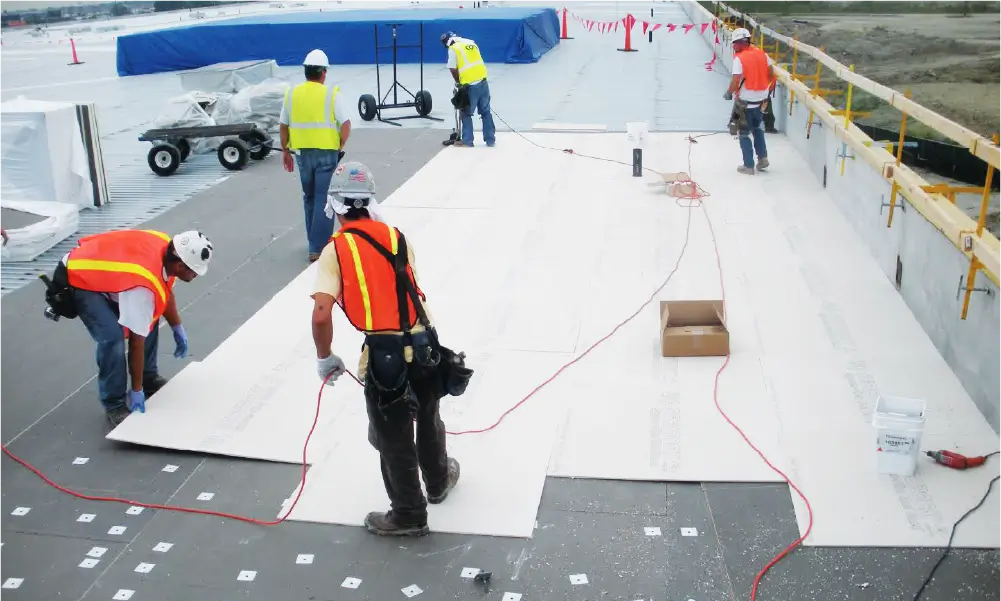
106, 404, 131, 427
307, 253, 320, 263
453, 141, 472, 148
427, 457, 460, 504
143, 374, 168, 397
363, 511, 430, 537
737, 165, 755, 175
757, 157, 770, 171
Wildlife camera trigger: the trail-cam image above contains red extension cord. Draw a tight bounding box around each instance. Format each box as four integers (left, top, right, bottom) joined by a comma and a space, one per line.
0, 137, 813, 601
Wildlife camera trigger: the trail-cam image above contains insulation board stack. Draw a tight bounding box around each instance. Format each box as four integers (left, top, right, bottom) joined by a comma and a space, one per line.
75, 102, 110, 208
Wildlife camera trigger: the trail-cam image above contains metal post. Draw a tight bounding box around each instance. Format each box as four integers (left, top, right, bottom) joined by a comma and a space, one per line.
789, 35, 798, 116
419, 21, 424, 94
375, 25, 382, 118
392, 24, 399, 104
632, 148, 642, 177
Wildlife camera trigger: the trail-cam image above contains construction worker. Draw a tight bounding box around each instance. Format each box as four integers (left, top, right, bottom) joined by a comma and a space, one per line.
310, 161, 464, 537
441, 32, 496, 148
55, 229, 213, 427
724, 28, 775, 174
280, 48, 352, 263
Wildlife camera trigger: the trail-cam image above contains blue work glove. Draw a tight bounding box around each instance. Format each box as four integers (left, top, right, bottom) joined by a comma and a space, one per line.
317, 353, 346, 386
129, 389, 146, 414
171, 324, 188, 358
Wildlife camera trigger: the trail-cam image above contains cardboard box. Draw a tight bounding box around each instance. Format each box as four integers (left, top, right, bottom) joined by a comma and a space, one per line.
660, 300, 729, 357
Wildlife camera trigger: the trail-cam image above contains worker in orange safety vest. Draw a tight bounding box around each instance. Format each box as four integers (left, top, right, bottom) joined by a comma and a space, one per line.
724, 27, 776, 175
45, 229, 214, 427
309, 161, 472, 537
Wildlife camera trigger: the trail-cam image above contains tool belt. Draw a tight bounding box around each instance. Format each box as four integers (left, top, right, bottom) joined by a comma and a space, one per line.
40, 262, 79, 320
451, 84, 470, 111
342, 227, 474, 413
728, 98, 750, 136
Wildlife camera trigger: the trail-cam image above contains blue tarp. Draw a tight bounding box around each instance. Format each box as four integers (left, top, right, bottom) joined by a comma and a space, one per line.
116, 7, 560, 77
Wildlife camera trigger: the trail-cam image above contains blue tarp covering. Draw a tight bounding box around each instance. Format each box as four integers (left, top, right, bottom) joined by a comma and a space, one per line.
116, 7, 560, 77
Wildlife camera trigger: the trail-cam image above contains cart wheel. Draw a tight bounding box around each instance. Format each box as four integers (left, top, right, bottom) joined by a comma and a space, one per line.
247, 131, 271, 161
415, 90, 433, 116
176, 139, 191, 162
218, 139, 249, 170
358, 94, 377, 121
147, 143, 181, 176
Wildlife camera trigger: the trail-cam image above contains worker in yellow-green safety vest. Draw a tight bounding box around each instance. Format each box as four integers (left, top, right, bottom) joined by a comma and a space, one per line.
280, 48, 352, 263
441, 32, 496, 148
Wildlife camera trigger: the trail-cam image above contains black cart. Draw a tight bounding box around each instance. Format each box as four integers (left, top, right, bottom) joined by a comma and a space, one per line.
138, 123, 274, 176
357, 22, 443, 126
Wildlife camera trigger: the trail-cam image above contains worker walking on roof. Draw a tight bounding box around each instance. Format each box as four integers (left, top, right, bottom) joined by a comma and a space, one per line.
442, 32, 496, 148
724, 28, 775, 175
310, 161, 472, 537
280, 48, 352, 263
45, 229, 213, 427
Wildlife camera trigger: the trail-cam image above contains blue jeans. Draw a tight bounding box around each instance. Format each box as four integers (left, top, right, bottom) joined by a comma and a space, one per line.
738, 105, 768, 168
461, 80, 496, 146
75, 289, 159, 412
295, 148, 341, 254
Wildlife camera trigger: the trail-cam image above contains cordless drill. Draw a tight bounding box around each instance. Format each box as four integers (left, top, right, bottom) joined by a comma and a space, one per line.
925, 450, 989, 470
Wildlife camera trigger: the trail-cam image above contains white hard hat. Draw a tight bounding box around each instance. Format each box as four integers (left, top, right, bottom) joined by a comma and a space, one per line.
303, 49, 329, 67
731, 28, 751, 43
172, 230, 213, 276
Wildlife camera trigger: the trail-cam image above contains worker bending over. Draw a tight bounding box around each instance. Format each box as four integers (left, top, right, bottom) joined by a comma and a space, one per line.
46, 229, 213, 427
442, 32, 496, 148
724, 28, 775, 175
280, 48, 352, 263
310, 162, 472, 537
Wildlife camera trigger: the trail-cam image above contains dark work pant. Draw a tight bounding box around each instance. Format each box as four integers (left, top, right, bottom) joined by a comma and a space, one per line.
365, 363, 449, 524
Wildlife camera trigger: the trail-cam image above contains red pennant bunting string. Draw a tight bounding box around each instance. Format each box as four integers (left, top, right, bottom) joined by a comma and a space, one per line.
642, 21, 650, 35
700, 23, 709, 34
683, 24, 694, 34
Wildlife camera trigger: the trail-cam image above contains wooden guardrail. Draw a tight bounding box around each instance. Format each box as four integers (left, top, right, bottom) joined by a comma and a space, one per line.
697, 1, 1000, 299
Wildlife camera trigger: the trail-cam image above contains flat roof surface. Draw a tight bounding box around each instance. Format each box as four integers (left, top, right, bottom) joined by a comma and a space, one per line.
1, 2, 998, 600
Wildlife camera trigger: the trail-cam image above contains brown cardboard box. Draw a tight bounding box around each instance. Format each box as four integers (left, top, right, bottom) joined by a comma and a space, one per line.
660, 300, 729, 357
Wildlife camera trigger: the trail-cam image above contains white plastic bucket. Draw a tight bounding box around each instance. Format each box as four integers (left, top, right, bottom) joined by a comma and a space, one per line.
872, 395, 926, 476
626, 121, 648, 149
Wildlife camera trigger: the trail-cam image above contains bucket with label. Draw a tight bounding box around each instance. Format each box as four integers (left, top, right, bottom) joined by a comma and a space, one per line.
872, 395, 926, 476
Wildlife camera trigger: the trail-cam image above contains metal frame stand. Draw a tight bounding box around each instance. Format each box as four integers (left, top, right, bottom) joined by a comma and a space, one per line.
359, 22, 443, 126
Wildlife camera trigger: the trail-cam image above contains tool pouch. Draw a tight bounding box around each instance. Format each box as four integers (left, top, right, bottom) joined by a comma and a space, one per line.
437, 345, 474, 397
451, 85, 470, 111
364, 334, 415, 414
410, 328, 441, 370
40, 262, 79, 320
728, 99, 748, 136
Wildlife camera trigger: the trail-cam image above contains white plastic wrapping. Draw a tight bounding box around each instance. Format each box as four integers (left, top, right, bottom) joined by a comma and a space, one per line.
0, 200, 80, 262
179, 60, 279, 94
153, 93, 224, 154
0, 96, 94, 209
211, 78, 289, 132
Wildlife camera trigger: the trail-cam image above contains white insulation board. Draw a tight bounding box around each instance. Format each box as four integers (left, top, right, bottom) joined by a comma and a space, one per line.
109, 132, 999, 546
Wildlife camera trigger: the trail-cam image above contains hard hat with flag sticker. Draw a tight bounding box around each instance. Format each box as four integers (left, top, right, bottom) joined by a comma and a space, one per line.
327, 161, 376, 215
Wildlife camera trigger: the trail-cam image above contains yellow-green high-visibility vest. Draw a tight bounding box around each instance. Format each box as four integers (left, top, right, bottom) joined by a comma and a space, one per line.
450, 39, 487, 85
283, 81, 342, 150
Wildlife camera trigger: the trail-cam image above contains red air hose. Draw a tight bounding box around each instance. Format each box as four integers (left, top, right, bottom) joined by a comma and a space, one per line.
1, 136, 811, 601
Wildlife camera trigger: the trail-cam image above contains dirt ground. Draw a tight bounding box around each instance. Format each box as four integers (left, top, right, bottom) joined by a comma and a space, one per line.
760, 12, 1000, 234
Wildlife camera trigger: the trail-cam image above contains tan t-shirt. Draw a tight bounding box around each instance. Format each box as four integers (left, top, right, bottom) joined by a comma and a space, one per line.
311, 229, 435, 379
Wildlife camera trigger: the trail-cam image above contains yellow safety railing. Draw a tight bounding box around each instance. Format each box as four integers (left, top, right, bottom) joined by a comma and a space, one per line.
702, 2, 1000, 317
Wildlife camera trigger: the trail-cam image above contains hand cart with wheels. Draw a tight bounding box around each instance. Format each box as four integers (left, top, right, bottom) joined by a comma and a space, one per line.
357, 22, 444, 126
138, 123, 274, 176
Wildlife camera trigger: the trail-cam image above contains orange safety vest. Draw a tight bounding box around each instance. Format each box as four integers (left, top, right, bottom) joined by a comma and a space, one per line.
330, 218, 425, 333
66, 229, 176, 333
736, 45, 772, 92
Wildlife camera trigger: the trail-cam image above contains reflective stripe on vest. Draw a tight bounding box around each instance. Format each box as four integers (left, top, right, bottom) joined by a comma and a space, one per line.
737, 46, 771, 92
283, 81, 342, 150
329, 219, 423, 333
451, 40, 487, 85
66, 229, 176, 329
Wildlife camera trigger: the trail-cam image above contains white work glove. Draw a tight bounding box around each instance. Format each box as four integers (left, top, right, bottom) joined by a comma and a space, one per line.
724, 91, 733, 101
317, 353, 346, 386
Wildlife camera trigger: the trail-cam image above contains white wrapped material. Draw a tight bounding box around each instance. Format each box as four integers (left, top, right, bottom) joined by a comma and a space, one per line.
0, 96, 94, 209
178, 60, 280, 94
153, 93, 224, 154
211, 78, 290, 132
0, 200, 80, 262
